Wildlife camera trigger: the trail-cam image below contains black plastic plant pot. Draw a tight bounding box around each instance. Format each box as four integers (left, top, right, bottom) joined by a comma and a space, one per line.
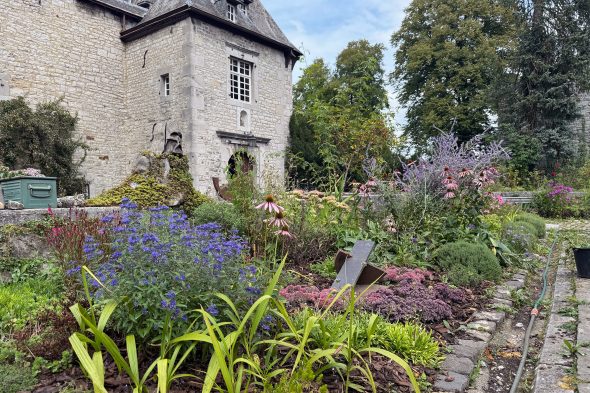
573, 248, 590, 279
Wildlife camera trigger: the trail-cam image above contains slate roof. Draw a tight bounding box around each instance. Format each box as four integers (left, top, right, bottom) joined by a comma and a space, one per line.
135, 0, 300, 53
82, 0, 148, 18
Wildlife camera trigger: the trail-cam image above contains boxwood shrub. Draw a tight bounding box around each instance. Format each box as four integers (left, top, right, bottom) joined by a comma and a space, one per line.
514, 213, 545, 239
433, 241, 502, 287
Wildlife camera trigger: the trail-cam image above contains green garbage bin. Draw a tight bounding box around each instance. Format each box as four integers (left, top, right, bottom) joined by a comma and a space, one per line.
0, 177, 58, 209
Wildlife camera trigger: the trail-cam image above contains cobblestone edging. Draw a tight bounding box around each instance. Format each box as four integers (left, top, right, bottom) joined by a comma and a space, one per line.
433, 271, 527, 392
0, 207, 120, 227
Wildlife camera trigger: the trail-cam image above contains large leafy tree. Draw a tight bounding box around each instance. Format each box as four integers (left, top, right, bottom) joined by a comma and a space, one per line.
289, 40, 395, 189
496, 0, 590, 173
392, 0, 517, 147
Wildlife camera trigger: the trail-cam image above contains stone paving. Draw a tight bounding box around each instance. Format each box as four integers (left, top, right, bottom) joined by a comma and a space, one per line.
532, 256, 576, 393
577, 277, 590, 393
433, 272, 526, 392
531, 223, 590, 393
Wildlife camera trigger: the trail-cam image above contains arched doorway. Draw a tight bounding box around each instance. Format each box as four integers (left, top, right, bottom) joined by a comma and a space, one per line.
227, 151, 255, 177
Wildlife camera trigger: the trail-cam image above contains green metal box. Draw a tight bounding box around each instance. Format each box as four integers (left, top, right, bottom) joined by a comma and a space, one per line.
0, 177, 58, 209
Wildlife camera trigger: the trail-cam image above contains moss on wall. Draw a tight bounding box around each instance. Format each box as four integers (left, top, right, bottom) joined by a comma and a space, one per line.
87, 153, 210, 211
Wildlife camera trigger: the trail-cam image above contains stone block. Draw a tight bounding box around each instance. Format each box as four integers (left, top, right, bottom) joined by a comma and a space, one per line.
440, 355, 474, 376
433, 372, 469, 393
464, 329, 492, 342
533, 364, 574, 393
473, 311, 505, 324
448, 339, 487, 362
467, 320, 497, 333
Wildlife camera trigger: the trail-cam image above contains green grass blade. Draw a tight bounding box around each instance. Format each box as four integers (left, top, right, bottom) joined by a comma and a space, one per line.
69, 334, 108, 393
157, 359, 168, 393
126, 335, 141, 387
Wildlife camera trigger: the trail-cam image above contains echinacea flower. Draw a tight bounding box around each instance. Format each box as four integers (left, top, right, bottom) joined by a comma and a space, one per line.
268, 211, 289, 228
459, 168, 473, 178
443, 176, 455, 185
275, 226, 293, 238
444, 191, 456, 199
446, 182, 459, 191
256, 194, 284, 214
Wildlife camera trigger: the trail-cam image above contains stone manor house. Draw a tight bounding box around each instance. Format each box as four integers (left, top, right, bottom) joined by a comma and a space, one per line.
0, 0, 302, 196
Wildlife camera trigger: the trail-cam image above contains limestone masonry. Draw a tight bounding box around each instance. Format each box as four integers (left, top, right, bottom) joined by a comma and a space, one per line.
0, 0, 301, 196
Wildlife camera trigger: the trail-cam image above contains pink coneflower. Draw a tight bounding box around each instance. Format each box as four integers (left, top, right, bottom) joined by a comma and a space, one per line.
446, 182, 459, 191
256, 194, 284, 214
444, 191, 456, 199
275, 226, 293, 238
366, 177, 377, 188
268, 211, 289, 228
443, 176, 455, 185
459, 168, 473, 178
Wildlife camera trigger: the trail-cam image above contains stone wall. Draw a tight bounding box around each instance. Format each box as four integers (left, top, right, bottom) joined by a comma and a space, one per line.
189, 17, 293, 194
1, 2, 294, 197
0, 0, 133, 197
123, 19, 193, 168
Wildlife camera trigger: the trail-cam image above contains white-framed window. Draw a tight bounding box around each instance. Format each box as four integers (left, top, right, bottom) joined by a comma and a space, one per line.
161, 74, 170, 97
238, 3, 247, 16
229, 58, 251, 102
227, 4, 236, 22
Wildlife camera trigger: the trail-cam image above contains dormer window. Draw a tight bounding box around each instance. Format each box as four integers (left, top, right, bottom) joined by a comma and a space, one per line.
137, 1, 151, 9
238, 3, 247, 16
227, 4, 236, 22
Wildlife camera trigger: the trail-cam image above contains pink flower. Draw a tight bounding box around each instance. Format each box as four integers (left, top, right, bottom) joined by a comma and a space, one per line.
275, 226, 293, 238
442, 166, 451, 175
268, 211, 288, 228
443, 176, 455, 185
495, 195, 505, 205
256, 194, 284, 214
444, 191, 456, 199
459, 168, 473, 178
446, 182, 459, 191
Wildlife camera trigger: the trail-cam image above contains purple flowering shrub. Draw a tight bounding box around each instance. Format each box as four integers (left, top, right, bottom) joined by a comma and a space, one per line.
533, 181, 585, 218
379, 133, 509, 262
280, 281, 467, 323
80, 198, 259, 341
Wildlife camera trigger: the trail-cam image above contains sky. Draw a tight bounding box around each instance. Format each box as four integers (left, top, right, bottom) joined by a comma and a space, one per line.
262, 0, 412, 122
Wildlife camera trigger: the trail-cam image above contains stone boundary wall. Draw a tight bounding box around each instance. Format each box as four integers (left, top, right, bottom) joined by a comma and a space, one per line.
0, 207, 119, 227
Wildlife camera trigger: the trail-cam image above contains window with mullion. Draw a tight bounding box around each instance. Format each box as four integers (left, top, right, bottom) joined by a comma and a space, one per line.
230, 58, 251, 102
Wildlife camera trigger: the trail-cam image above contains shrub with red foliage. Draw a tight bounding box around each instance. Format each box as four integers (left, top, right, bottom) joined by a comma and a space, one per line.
46, 208, 114, 279
384, 267, 434, 283
280, 280, 468, 324
279, 285, 345, 310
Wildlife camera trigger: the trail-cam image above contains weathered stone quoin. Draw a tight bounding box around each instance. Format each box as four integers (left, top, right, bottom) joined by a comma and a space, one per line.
0, 0, 301, 197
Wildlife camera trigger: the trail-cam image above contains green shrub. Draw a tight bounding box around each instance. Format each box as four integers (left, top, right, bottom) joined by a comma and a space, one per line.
0, 97, 88, 195
433, 241, 502, 287
502, 221, 538, 254
309, 257, 337, 280
514, 213, 546, 238
192, 201, 246, 234
0, 364, 37, 393
0, 277, 63, 330
291, 309, 442, 367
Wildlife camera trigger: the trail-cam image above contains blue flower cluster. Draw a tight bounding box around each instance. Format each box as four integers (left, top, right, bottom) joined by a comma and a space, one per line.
80, 198, 259, 340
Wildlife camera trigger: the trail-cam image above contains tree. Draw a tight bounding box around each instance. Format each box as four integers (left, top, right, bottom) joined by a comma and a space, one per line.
496, 0, 590, 173
289, 41, 395, 189
0, 97, 88, 194
392, 0, 517, 147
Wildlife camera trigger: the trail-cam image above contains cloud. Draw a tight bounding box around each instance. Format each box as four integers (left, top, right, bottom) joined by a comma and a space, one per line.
262, 0, 411, 124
